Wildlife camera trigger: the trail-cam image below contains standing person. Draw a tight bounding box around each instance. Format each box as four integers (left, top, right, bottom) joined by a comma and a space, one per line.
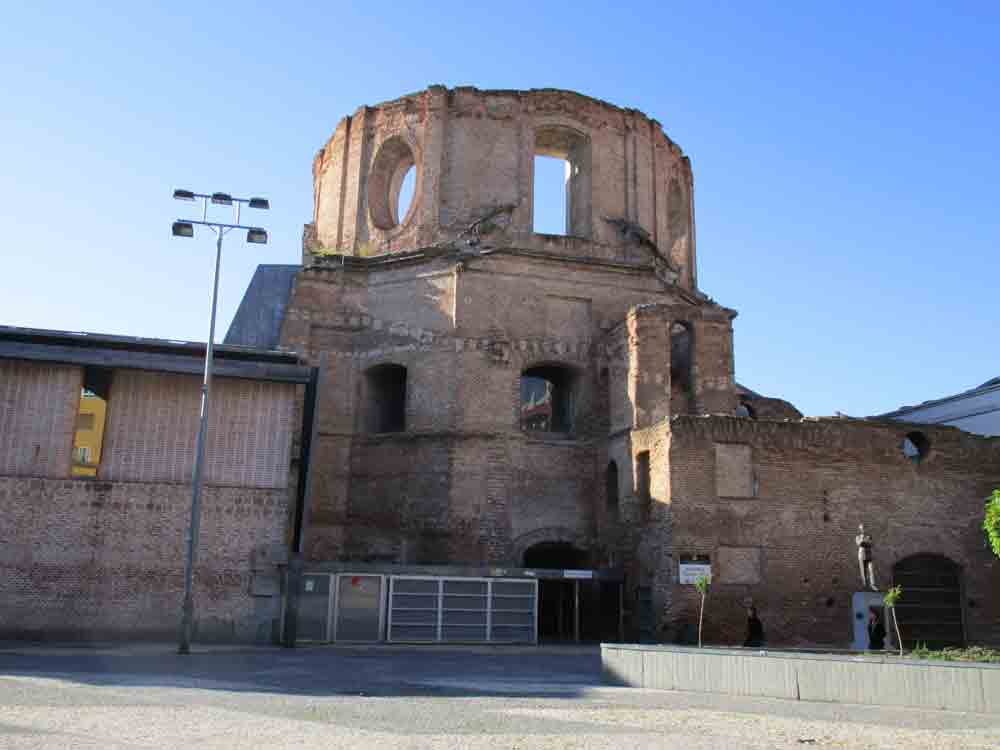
867, 607, 886, 650
743, 606, 764, 647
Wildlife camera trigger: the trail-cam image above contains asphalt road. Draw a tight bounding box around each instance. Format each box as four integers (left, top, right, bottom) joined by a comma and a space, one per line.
0, 643, 996, 749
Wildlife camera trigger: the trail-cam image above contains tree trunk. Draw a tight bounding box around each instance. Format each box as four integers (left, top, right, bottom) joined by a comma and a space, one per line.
891, 607, 904, 656
698, 593, 705, 648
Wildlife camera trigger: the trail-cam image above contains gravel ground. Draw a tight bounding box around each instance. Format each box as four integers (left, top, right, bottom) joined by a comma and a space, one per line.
0, 644, 996, 749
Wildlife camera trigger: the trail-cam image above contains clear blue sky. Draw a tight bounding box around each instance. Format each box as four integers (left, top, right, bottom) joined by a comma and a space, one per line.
1, 2, 997, 417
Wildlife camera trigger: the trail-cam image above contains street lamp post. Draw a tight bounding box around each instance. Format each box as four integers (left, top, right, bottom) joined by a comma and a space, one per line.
172, 189, 269, 655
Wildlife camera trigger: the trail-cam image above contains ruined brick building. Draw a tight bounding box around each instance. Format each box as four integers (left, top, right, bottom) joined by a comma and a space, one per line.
221, 86, 1000, 648
2, 86, 997, 647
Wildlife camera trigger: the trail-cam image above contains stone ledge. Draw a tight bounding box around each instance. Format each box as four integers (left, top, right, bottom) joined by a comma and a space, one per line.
601, 643, 1000, 714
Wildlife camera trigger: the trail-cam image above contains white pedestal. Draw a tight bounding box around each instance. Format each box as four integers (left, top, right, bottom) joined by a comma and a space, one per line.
851, 591, 886, 650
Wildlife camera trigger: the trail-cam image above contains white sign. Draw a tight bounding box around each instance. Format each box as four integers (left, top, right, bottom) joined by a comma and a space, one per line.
563, 569, 594, 579
679, 563, 712, 585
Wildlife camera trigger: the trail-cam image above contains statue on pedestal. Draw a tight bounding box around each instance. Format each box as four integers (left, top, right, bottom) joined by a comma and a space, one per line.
855, 524, 878, 591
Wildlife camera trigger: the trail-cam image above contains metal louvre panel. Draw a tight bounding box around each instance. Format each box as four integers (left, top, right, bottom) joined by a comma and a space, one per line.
388, 576, 537, 644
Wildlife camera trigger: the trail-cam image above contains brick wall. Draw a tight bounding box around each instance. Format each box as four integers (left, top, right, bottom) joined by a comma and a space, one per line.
288, 202, 738, 573
0, 359, 299, 642
102, 370, 295, 489
0, 361, 80, 478
0, 476, 289, 641
665, 416, 1000, 647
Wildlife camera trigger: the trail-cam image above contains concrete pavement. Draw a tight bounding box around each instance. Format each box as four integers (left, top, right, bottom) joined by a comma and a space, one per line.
0, 643, 997, 749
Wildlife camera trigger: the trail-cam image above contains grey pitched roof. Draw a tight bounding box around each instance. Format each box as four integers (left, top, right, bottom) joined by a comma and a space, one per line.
224, 264, 300, 349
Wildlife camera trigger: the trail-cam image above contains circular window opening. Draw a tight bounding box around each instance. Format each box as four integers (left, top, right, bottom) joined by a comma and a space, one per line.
397, 165, 416, 224
901, 431, 930, 464
368, 138, 418, 230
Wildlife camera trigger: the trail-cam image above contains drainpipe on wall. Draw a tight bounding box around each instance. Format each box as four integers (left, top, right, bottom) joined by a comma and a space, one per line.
282, 355, 324, 647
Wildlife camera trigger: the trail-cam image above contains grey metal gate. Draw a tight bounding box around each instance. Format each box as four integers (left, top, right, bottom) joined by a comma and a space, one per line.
387, 576, 537, 643
334, 574, 384, 642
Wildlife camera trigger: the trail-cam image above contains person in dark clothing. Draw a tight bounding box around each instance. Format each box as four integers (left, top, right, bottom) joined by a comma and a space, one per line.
743, 606, 764, 647
867, 608, 886, 650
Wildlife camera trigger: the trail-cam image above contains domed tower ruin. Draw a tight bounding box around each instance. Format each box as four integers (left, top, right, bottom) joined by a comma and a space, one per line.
306, 86, 698, 290
234, 86, 740, 642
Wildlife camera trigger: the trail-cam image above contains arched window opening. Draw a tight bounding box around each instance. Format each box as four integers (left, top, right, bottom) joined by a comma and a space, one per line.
892, 554, 964, 649
901, 431, 930, 464
670, 322, 693, 395
521, 365, 577, 434
366, 364, 407, 433
635, 451, 651, 519
606, 461, 620, 513
533, 127, 591, 237
735, 402, 756, 419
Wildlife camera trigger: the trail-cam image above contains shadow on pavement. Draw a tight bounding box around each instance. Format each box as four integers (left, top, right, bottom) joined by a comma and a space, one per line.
0, 643, 604, 699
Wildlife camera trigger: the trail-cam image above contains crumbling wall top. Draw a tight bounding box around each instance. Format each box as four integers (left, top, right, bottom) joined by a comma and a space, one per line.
310, 85, 700, 292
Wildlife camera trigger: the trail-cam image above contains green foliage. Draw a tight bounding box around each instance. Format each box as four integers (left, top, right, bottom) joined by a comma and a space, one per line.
984, 490, 1000, 559
883, 585, 903, 608
883, 586, 904, 656
910, 644, 1000, 663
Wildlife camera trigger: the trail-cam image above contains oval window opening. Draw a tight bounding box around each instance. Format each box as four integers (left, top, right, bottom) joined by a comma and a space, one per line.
396, 165, 416, 225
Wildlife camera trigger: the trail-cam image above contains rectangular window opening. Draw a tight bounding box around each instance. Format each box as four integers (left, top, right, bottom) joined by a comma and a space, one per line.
533, 155, 570, 236
71, 367, 112, 478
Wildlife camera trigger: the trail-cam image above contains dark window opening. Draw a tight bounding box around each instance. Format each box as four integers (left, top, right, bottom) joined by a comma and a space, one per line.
901, 431, 930, 464
72, 367, 112, 478
366, 364, 407, 433
892, 554, 964, 649
521, 365, 576, 434
670, 322, 693, 395
606, 461, 619, 513
735, 402, 756, 418
635, 451, 651, 516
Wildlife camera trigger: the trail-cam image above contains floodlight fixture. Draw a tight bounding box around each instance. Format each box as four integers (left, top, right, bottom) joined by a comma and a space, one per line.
173, 189, 196, 201
246, 227, 268, 244
248, 197, 270, 210
211, 192, 233, 205
172, 221, 195, 237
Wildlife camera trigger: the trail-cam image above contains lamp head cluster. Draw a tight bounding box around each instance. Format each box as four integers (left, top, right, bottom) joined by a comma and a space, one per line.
171, 189, 269, 244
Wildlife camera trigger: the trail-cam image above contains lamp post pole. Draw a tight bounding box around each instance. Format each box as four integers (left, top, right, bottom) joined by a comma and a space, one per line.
172, 190, 269, 655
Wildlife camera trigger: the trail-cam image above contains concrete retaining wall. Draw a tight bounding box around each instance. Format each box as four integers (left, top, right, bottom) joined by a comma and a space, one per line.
601, 644, 1000, 714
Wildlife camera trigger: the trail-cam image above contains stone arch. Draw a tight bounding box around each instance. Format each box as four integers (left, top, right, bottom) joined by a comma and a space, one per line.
892, 553, 965, 649
512, 527, 592, 567
368, 136, 421, 232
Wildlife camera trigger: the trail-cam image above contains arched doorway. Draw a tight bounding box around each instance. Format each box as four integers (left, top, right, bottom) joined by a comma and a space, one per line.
523, 542, 588, 641
892, 554, 965, 649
